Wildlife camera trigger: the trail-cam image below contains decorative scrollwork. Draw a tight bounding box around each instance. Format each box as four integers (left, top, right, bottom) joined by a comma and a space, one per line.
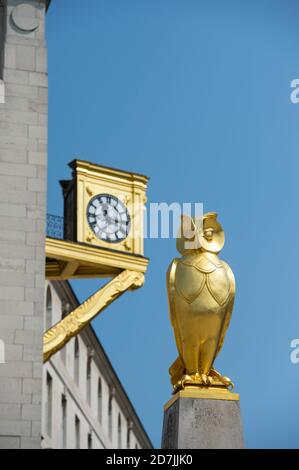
43, 270, 144, 363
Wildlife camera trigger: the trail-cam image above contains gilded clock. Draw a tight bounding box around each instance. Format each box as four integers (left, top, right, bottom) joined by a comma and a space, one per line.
87, 194, 131, 243
61, 159, 148, 256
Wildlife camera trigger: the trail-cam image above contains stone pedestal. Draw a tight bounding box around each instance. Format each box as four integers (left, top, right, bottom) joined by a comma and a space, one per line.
161, 389, 244, 449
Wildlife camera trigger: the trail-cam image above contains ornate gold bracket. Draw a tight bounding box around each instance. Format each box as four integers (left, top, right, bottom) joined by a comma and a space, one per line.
43, 270, 144, 363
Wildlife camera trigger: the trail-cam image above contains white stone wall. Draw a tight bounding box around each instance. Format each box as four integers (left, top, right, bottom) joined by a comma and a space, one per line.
0, 0, 48, 449
42, 282, 144, 449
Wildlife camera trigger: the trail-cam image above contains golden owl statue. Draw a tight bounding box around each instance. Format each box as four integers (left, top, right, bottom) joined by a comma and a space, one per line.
167, 212, 235, 392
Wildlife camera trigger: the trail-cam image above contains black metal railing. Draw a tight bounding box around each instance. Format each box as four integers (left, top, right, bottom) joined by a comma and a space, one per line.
47, 214, 64, 240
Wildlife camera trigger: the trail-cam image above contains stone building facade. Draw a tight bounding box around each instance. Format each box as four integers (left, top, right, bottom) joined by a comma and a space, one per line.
42, 281, 152, 450
0, 0, 49, 449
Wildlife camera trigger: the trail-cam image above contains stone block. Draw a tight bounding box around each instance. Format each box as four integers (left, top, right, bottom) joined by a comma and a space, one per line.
16, 45, 36, 71
162, 390, 244, 449
4, 344, 23, 361
0, 272, 35, 288
36, 192, 47, 208
34, 273, 44, 289
28, 151, 47, 165
32, 393, 41, 405
27, 177, 46, 192
5, 95, 31, 112
0, 404, 21, 420
26, 231, 45, 246
0, 216, 35, 232
0, 378, 22, 394
31, 421, 41, 438
0, 189, 36, 205
0, 258, 25, 272
29, 126, 47, 139
0, 229, 26, 244
0, 300, 34, 317
0, 329, 15, 344
0, 135, 28, 150
0, 162, 37, 178
4, 44, 17, 69
4, 69, 29, 85
24, 316, 43, 332
0, 437, 20, 449
37, 139, 47, 152
15, 330, 35, 346
36, 48, 47, 73
0, 392, 31, 405
37, 165, 46, 179
25, 287, 44, 303
0, 361, 32, 379
5, 83, 39, 99
29, 72, 48, 88
0, 202, 26, 217
0, 315, 24, 330
0, 121, 28, 137
0, 245, 35, 260
23, 344, 42, 362
0, 174, 27, 190
33, 361, 42, 379
26, 259, 44, 274
0, 286, 24, 301
0, 109, 38, 125
0, 420, 31, 437
20, 437, 41, 449
22, 378, 42, 395
38, 112, 47, 126
22, 404, 41, 421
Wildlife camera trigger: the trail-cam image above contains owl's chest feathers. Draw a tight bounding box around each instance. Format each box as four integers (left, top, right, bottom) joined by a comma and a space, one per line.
174, 252, 231, 307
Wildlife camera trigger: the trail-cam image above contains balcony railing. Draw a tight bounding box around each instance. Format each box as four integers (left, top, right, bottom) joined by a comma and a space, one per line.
47, 214, 64, 240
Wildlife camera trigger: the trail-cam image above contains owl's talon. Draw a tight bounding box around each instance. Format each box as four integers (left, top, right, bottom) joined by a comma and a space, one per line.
209, 368, 234, 390
181, 374, 192, 389
201, 374, 209, 385
222, 377, 234, 390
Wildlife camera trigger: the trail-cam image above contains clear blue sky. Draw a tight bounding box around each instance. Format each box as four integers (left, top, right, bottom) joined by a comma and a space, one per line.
47, 0, 299, 448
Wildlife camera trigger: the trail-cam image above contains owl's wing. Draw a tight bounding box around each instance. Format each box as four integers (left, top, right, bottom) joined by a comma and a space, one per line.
166, 258, 183, 360
216, 260, 236, 356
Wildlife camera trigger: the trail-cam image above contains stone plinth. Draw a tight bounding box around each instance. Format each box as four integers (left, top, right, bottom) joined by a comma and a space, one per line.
162, 388, 244, 449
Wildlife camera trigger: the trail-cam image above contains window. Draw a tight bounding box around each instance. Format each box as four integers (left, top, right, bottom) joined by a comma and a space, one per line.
118, 414, 122, 449
75, 415, 80, 450
88, 433, 92, 450
108, 394, 113, 440
127, 427, 131, 449
45, 286, 52, 331
86, 357, 92, 405
61, 394, 67, 449
74, 338, 79, 386
97, 378, 102, 423
46, 372, 53, 438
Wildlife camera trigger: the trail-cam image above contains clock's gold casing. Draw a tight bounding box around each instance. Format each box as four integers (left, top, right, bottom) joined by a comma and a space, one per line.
61, 159, 148, 256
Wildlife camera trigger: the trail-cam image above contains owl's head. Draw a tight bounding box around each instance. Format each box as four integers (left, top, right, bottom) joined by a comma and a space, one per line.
176, 212, 225, 255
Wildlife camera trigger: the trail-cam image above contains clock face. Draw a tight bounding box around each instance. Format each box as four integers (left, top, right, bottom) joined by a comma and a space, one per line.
87, 194, 131, 244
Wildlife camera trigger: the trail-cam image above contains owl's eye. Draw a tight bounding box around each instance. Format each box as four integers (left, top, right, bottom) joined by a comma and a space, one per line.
204, 229, 214, 240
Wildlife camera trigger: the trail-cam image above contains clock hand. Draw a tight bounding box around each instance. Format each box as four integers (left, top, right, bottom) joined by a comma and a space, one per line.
96, 215, 108, 227
106, 215, 120, 226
